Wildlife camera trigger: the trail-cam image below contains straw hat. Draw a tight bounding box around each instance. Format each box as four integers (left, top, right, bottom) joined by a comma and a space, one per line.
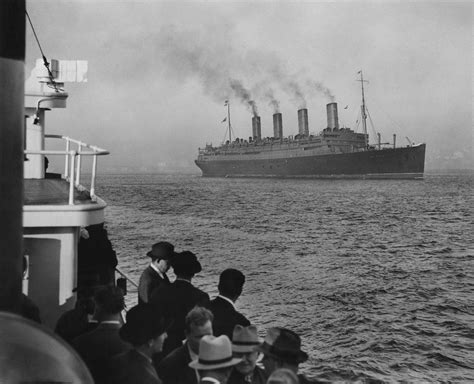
256, 327, 308, 364
231, 325, 262, 353
189, 335, 242, 370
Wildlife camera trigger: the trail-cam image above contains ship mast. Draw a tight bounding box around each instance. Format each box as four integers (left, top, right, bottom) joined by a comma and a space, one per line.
227, 100, 232, 143
357, 70, 368, 149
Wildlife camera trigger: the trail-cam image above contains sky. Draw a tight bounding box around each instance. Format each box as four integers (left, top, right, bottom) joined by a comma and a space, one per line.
25, 1, 472, 173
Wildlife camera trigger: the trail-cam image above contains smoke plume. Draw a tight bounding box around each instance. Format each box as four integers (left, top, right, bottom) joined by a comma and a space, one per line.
229, 79, 259, 117
153, 23, 334, 115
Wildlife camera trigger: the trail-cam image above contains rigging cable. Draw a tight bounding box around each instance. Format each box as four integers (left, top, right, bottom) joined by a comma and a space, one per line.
365, 107, 379, 143
25, 9, 61, 92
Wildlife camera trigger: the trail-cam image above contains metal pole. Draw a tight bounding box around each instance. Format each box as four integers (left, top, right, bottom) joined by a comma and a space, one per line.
65, 138, 70, 178
227, 101, 232, 143
75, 143, 81, 186
90, 154, 97, 199
0, 0, 25, 312
69, 151, 76, 205
358, 70, 368, 149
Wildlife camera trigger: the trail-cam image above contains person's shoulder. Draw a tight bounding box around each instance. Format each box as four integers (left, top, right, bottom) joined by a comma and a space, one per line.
235, 309, 250, 325
158, 344, 187, 368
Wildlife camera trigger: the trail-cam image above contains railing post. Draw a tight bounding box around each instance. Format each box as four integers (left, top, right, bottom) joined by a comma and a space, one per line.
69, 151, 76, 205
90, 153, 97, 199
75, 142, 81, 186
65, 139, 70, 179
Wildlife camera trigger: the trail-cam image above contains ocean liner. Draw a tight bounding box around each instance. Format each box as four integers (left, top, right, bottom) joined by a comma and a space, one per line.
195, 72, 426, 179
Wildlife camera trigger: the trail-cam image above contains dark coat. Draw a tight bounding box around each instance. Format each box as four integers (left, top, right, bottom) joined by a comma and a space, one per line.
228, 365, 267, 384
138, 266, 170, 305
72, 323, 131, 384
55, 307, 98, 344
106, 349, 161, 384
20, 294, 41, 323
156, 343, 198, 384
150, 279, 210, 354
209, 296, 250, 339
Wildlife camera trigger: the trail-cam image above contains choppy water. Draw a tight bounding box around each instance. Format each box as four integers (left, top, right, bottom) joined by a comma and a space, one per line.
95, 173, 474, 382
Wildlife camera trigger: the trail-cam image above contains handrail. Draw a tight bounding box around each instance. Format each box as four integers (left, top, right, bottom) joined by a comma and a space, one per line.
24, 134, 109, 205
115, 267, 139, 288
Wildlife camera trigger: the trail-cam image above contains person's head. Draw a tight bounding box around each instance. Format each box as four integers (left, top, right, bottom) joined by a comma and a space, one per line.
147, 242, 176, 273
232, 325, 261, 376
266, 368, 299, 384
189, 335, 242, 382
171, 251, 202, 279
185, 306, 214, 354
257, 327, 308, 375
93, 285, 125, 320
73, 276, 101, 314
120, 304, 169, 354
218, 268, 245, 302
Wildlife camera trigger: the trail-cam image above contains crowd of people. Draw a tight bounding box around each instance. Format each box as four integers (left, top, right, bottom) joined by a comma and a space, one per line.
54, 241, 317, 384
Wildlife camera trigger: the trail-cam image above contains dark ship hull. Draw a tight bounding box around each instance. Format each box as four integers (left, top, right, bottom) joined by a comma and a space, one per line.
195, 143, 426, 179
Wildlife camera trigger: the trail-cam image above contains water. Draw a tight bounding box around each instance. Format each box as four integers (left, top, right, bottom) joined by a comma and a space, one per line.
95, 173, 474, 382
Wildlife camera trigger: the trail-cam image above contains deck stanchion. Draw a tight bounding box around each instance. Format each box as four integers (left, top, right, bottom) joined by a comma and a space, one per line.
68, 151, 76, 205
65, 138, 70, 179
90, 153, 97, 198
75, 143, 81, 186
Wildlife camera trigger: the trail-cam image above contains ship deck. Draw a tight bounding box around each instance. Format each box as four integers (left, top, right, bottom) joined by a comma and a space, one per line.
24, 178, 92, 205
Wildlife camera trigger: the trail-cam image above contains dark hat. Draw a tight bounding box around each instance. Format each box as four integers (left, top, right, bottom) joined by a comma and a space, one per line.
119, 304, 170, 346
146, 242, 176, 261
171, 251, 202, 276
256, 327, 308, 364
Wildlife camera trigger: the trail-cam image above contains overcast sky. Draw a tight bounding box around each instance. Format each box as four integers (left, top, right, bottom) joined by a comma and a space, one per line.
25, 1, 472, 172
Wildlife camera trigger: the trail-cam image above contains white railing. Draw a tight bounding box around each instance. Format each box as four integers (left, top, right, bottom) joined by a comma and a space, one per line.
24, 134, 109, 205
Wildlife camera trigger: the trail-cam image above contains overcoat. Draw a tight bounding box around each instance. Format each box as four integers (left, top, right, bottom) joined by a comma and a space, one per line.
209, 296, 250, 339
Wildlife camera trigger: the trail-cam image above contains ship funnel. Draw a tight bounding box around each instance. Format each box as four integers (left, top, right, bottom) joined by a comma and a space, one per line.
273, 113, 283, 139
297, 109, 309, 136
252, 116, 262, 141
326, 102, 339, 130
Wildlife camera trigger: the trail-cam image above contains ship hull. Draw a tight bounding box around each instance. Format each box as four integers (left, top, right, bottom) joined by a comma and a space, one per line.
195, 144, 426, 179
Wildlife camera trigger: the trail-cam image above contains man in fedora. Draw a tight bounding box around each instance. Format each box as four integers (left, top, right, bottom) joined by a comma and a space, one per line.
189, 335, 242, 384
138, 241, 175, 305
72, 286, 130, 384
150, 251, 210, 355
210, 269, 250, 339
107, 304, 170, 384
228, 325, 267, 384
257, 327, 315, 384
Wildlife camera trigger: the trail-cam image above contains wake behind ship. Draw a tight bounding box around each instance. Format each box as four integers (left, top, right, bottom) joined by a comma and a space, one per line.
195, 73, 426, 179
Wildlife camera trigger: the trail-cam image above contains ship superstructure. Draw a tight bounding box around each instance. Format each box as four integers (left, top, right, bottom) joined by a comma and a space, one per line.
23, 58, 110, 328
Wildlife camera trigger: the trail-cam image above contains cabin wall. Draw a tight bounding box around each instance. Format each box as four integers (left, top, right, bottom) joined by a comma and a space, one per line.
23, 226, 80, 328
